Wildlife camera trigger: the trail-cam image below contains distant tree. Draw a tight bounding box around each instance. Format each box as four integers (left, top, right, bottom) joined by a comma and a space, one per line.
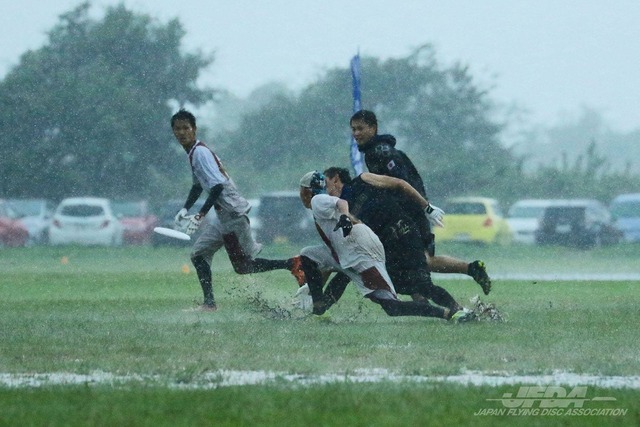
525, 140, 640, 203
217, 45, 515, 199
0, 2, 213, 200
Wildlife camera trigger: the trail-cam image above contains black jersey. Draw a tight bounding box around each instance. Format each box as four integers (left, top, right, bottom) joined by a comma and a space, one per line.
341, 176, 427, 273
342, 176, 400, 236
358, 134, 435, 253
358, 134, 427, 197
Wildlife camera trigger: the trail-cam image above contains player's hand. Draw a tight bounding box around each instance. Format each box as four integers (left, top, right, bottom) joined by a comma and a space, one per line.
174, 208, 189, 227
333, 214, 353, 237
185, 214, 203, 235
425, 203, 445, 228
292, 284, 313, 312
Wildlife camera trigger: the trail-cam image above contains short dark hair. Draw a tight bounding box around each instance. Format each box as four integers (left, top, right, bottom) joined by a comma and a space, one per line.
171, 109, 196, 128
324, 167, 352, 184
350, 110, 377, 127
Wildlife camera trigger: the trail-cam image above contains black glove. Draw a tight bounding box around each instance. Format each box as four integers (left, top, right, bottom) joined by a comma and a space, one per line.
333, 214, 353, 237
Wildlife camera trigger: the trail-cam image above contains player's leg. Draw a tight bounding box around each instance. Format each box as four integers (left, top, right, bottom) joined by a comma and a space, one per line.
299, 245, 350, 315
221, 215, 294, 274
419, 216, 492, 294
190, 218, 225, 309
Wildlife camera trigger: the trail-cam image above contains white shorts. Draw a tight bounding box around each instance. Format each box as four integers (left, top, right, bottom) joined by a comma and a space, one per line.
191, 214, 262, 262
300, 240, 395, 298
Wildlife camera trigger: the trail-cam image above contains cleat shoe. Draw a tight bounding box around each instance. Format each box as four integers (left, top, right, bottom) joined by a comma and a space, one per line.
469, 260, 491, 295
289, 256, 306, 286
450, 308, 476, 323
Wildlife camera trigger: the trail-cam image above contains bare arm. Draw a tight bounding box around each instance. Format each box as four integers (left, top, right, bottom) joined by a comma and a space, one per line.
336, 198, 361, 224
360, 172, 428, 209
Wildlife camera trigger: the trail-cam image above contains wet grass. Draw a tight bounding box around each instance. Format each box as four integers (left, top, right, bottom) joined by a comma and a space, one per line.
0, 244, 638, 425
1, 384, 638, 426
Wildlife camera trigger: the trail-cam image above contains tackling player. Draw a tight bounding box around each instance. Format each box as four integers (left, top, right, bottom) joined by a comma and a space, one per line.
350, 109, 492, 295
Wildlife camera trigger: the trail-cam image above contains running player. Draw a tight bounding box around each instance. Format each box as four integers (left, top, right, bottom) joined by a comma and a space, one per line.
171, 109, 303, 311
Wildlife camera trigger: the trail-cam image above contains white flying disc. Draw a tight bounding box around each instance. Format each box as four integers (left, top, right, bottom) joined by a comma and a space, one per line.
153, 227, 191, 241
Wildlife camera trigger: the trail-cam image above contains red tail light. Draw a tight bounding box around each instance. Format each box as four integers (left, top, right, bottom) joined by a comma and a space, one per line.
101, 220, 110, 228
483, 217, 493, 227
52, 219, 62, 228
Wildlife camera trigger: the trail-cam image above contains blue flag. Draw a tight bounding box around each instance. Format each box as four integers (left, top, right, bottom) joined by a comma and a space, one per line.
350, 53, 364, 175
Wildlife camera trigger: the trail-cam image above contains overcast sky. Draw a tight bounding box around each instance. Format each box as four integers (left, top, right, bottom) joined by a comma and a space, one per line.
1, 0, 639, 132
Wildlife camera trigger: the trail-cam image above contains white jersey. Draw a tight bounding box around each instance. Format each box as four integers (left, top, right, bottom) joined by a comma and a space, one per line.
310, 194, 385, 271
188, 140, 249, 220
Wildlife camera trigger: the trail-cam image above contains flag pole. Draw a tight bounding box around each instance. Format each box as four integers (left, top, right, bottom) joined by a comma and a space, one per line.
350, 52, 364, 175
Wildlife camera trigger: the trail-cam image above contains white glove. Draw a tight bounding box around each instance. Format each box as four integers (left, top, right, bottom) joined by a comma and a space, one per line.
425, 203, 445, 228
174, 208, 189, 227
185, 214, 203, 236
292, 284, 313, 312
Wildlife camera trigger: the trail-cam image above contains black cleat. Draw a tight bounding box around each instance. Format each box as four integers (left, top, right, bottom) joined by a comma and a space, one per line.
469, 260, 491, 295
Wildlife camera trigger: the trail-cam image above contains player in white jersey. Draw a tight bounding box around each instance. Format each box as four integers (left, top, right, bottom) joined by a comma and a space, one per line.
297, 171, 469, 320
170, 109, 304, 311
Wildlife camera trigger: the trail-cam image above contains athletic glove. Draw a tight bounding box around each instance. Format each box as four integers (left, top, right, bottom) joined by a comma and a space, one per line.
185, 214, 203, 236
333, 214, 353, 237
292, 284, 313, 312
425, 203, 445, 228
174, 208, 189, 227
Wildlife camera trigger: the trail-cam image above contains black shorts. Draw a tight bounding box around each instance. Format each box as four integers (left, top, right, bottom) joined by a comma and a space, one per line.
416, 214, 436, 257
387, 268, 434, 297
381, 220, 428, 272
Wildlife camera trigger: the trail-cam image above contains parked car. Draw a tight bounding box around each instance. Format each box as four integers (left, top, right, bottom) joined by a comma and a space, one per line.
610, 193, 640, 243
0, 199, 29, 247
257, 191, 315, 244
434, 197, 512, 244
7, 198, 55, 245
49, 197, 123, 246
535, 199, 621, 248
507, 199, 562, 245
112, 200, 159, 245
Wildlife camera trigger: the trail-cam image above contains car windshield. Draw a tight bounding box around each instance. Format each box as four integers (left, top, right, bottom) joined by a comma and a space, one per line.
8, 200, 44, 217
61, 204, 105, 217
508, 205, 546, 218
446, 202, 486, 215
611, 200, 640, 219
112, 202, 144, 217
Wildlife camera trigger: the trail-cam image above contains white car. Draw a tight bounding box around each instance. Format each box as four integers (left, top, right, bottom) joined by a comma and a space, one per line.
49, 197, 123, 246
507, 199, 562, 244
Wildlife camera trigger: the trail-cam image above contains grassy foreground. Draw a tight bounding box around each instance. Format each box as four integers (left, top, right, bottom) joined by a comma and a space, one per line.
0, 245, 639, 426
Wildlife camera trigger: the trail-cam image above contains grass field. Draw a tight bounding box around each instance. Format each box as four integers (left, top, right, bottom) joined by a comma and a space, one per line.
1, 243, 639, 426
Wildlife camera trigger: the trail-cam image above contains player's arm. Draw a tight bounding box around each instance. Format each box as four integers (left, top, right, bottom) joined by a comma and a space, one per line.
197, 184, 223, 218
336, 198, 361, 224
183, 182, 203, 211
191, 146, 227, 219
360, 172, 429, 209
333, 198, 360, 237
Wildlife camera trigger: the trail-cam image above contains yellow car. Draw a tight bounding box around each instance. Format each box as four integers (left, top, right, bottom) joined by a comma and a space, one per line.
434, 197, 512, 244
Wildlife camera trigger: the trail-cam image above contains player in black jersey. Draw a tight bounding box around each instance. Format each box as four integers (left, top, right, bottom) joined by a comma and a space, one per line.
350, 110, 491, 295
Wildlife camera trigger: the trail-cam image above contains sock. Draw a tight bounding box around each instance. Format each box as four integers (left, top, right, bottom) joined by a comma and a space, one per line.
192, 255, 214, 306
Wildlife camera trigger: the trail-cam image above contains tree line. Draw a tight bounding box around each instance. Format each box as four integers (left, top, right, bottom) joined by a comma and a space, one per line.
0, 3, 637, 208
